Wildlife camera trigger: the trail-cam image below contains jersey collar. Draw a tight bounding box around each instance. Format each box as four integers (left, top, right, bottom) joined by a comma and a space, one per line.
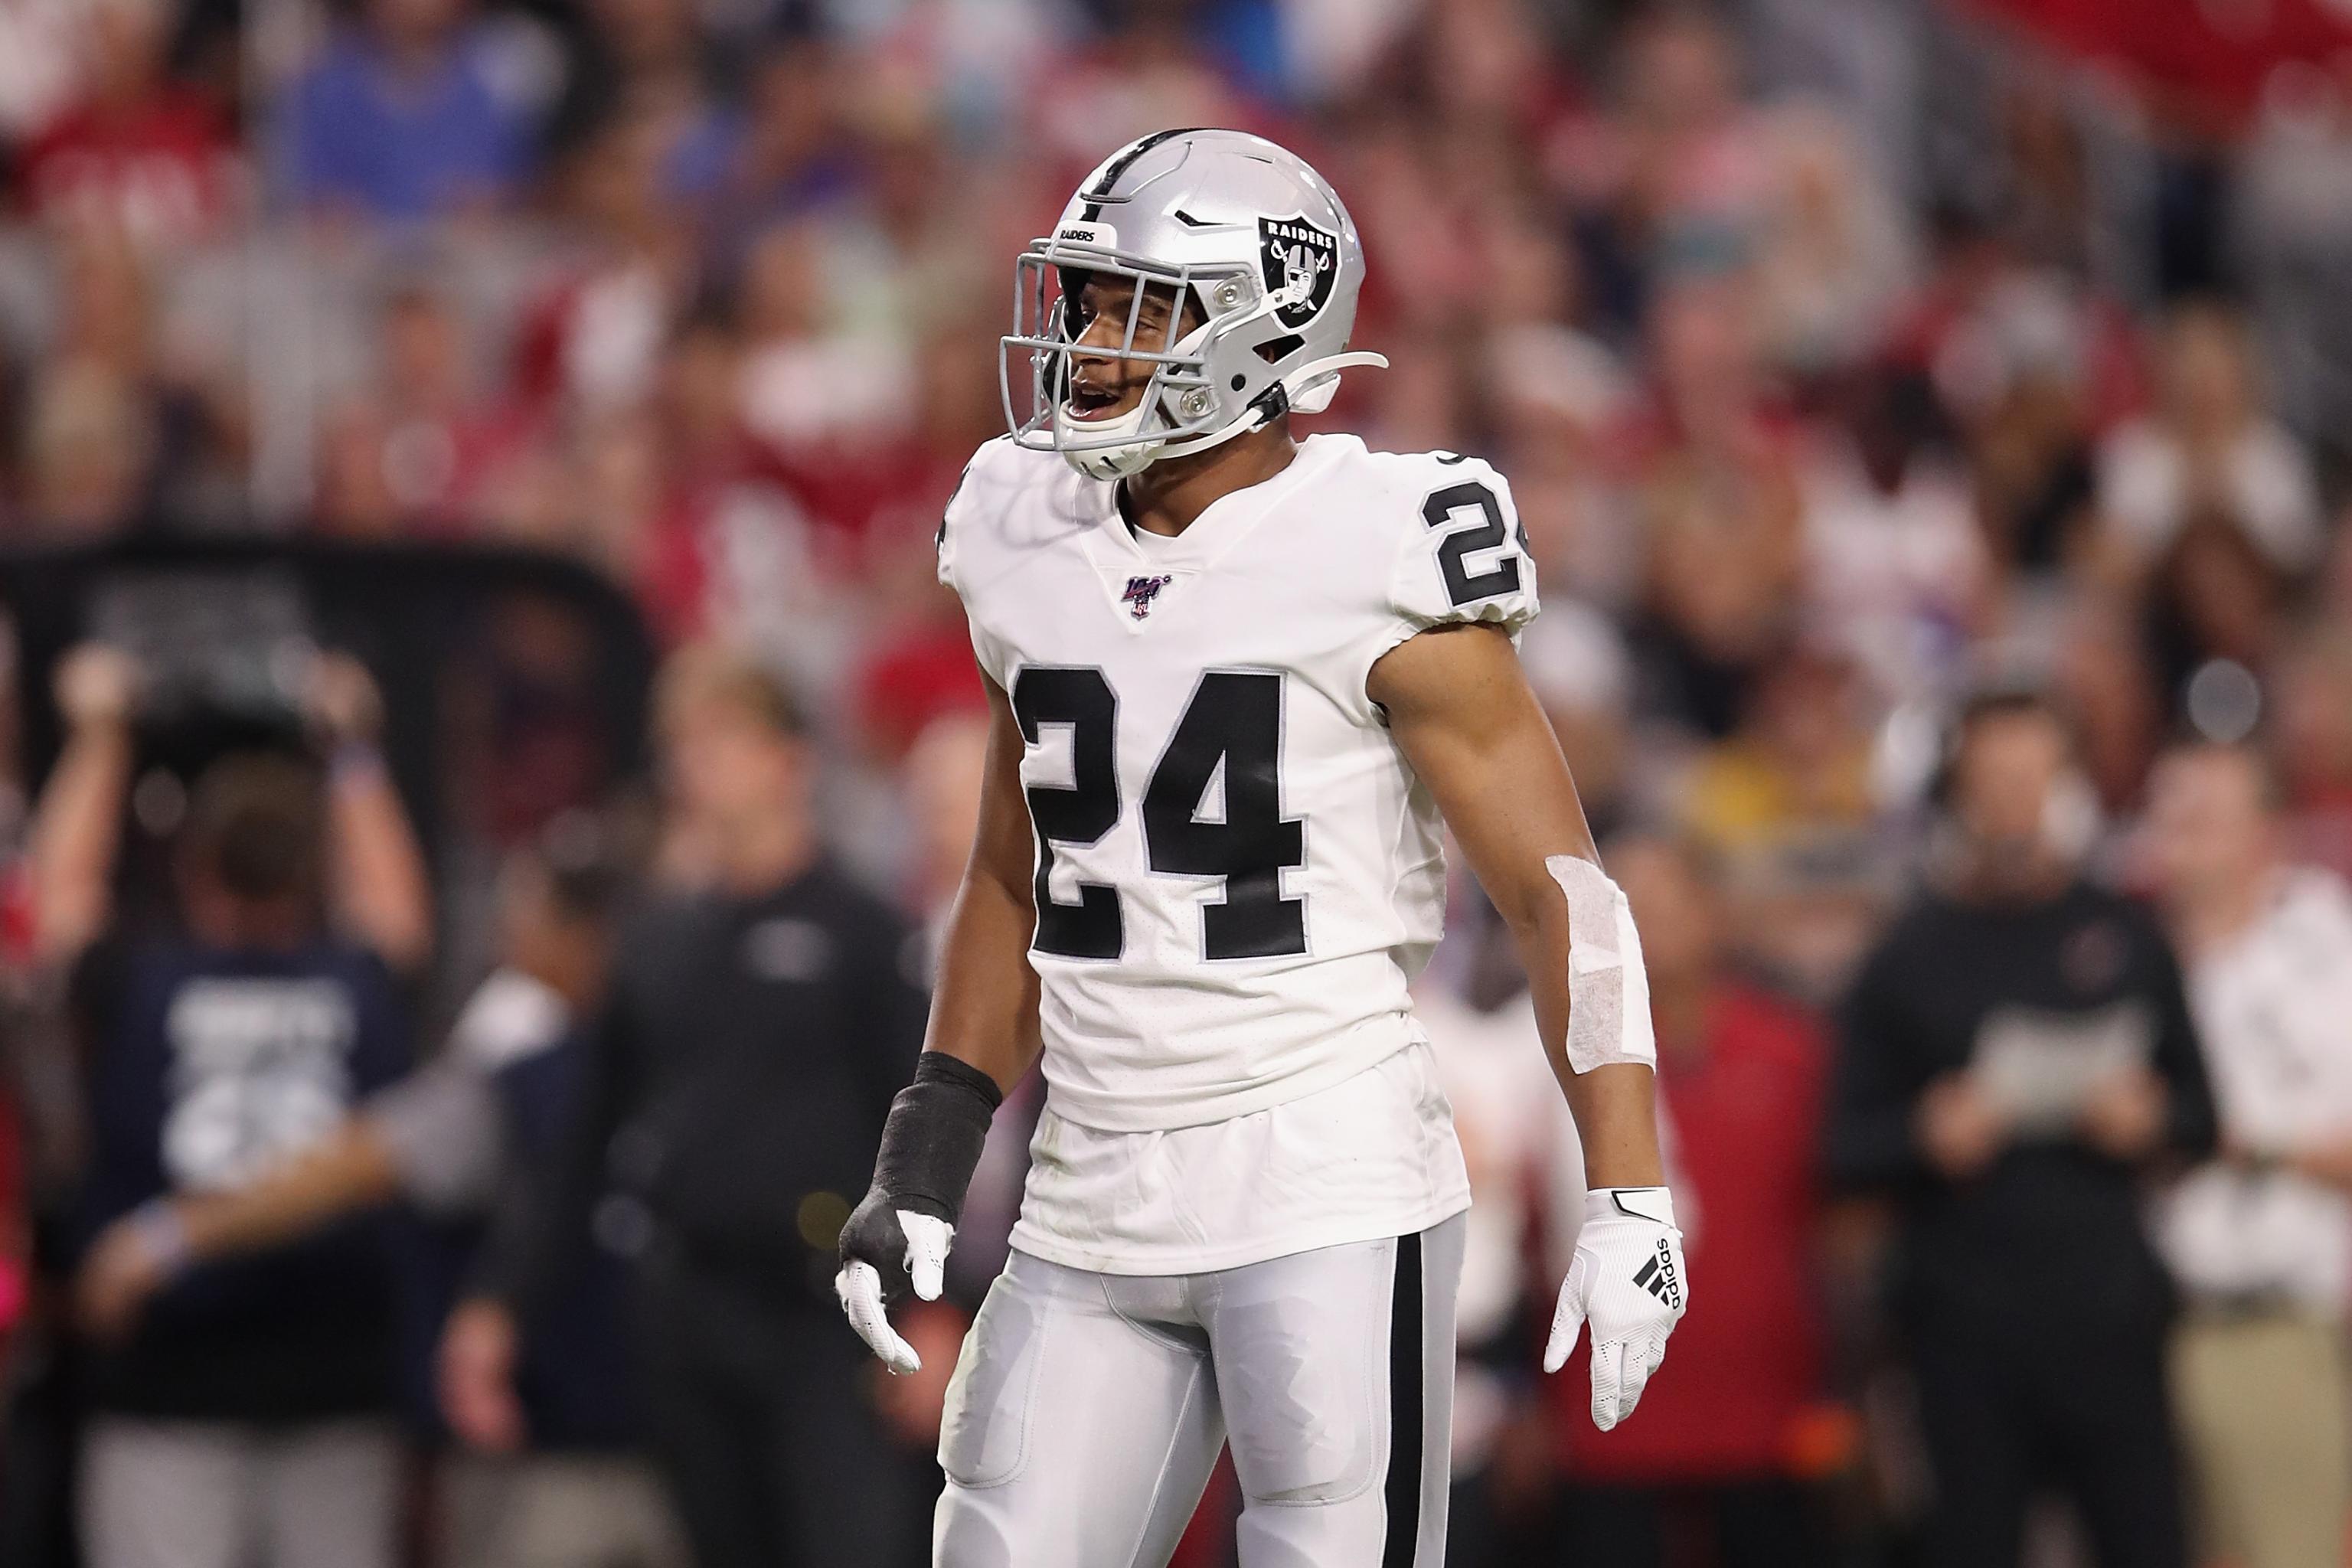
1091, 434, 1339, 576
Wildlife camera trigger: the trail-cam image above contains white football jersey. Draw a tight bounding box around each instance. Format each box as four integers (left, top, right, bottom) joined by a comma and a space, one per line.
940, 431, 1540, 1138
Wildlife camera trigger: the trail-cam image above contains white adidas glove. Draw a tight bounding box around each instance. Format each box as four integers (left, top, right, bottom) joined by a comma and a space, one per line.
832, 1208, 955, 1375
1544, 1187, 1687, 1431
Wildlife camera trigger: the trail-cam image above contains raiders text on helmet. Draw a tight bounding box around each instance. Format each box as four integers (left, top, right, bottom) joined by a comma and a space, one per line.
1001, 129, 1386, 479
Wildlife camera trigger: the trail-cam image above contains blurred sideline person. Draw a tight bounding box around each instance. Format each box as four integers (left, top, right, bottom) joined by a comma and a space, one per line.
1550, 835, 1833, 1566
39, 644, 433, 1568
2145, 742, 2352, 1568
1827, 689, 2215, 1568
72, 825, 687, 1568
835, 129, 1684, 1566
452, 644, 930, 1568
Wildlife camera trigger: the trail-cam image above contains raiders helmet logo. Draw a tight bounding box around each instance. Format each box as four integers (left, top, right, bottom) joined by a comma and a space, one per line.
1258, 215, 1338, 330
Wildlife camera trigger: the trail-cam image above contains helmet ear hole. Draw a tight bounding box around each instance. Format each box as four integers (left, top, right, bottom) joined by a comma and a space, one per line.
1255, 335, 1305, 364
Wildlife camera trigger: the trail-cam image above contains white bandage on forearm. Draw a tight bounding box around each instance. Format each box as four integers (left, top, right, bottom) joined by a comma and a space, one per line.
1547, 854, 1657, 1074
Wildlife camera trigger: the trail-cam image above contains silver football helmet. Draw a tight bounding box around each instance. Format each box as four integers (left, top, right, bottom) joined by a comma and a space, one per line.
1002, 128, 1387, 480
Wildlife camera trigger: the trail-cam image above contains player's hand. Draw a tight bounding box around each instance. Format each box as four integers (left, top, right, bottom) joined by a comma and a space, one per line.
1544, 1187, 1687, 1432
834, 1191, 955, 1376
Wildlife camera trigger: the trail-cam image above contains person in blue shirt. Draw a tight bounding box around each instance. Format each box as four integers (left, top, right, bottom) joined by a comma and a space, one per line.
38, 644, 433, 1568
275, 0, 538, 222
75, 823, 686, 1568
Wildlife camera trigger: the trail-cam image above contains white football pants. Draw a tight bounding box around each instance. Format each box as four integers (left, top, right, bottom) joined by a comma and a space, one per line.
933, 1211, 1465, 1567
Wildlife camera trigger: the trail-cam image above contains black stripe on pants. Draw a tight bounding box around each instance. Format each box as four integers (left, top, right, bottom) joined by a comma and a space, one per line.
1383, 1230, 1425, 1567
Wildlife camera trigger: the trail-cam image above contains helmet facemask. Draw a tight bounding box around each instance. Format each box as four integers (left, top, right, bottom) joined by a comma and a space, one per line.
1003, 241, 1285, 481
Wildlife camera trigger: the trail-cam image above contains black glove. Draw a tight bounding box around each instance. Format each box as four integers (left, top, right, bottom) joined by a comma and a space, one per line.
834, 1051, 1001, 1373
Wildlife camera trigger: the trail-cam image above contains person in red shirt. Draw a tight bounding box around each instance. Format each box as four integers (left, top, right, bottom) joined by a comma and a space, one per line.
15, 0, 239, 248
1547, 833, 1836, 1565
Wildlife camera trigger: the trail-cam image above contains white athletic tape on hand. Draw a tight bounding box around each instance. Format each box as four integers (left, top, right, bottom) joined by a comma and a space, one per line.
1545, 854, 1657, 1075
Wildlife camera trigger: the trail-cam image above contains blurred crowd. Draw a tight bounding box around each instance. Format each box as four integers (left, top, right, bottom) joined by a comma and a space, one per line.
0, 0, 2349, 1565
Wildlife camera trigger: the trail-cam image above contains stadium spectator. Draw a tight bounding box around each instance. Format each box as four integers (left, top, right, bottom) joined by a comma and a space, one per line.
18, 221, 164, 537
1678, 642, 1890, 1001
2096, 302, 2324, 580
41, 644, 432, 1568
1826, 688, 2215, 1568
733, 219, 912, 452
626, 317, 848, 709
537, 0, 724, 177
1797, 365, 1987, 710
2143, 742, 2352, 1568
2273, 620, 2352, 880
1549, 835, 1834, 1565
274, 0, 540, 223
1679, 642, 1877, 864
452, 644, 929, 1568
314, 280, 524, 541
2234, 55, 2352, 471
15, 0, 240, 250
68, 824, 684, 1568
1748, 107, 1916, 377
1555, 5, 1777, 339
1899, 235, 2133, 581
699, 38, 862, 255
1485, 268, 1642, 612
513, 109, 698, 421
1621, 275, 1804, 742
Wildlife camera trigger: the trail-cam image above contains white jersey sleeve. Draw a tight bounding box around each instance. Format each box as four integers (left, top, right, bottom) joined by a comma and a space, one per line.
1377, 452, 1542, 664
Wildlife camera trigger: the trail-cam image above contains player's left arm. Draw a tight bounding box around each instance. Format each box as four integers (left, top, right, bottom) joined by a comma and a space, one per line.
1370, 620, 1687, 1430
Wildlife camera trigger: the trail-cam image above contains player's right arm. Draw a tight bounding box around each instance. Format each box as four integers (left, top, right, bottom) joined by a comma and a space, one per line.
837, 672, 1039, 1372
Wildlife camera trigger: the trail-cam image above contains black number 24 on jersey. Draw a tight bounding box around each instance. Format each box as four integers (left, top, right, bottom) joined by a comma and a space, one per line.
1012, 667, 1304, 962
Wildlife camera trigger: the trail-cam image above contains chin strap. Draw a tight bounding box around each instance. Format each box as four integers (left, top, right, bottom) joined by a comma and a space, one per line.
1149, 350, 1393, 466
1064, 348, 1393, 479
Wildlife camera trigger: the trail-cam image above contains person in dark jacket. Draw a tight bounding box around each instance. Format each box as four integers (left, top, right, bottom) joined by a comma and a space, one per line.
73, 824, 684, 1568
448, 645, 929, 1568
44, 645, 433, 1568
1826, 688, 2216, 1568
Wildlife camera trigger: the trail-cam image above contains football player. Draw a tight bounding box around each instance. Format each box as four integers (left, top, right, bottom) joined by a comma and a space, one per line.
837, 129, 1686, 1565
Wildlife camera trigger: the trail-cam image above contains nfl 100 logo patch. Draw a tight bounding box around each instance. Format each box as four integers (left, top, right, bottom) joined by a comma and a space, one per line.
1121, 574, 1174, 620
